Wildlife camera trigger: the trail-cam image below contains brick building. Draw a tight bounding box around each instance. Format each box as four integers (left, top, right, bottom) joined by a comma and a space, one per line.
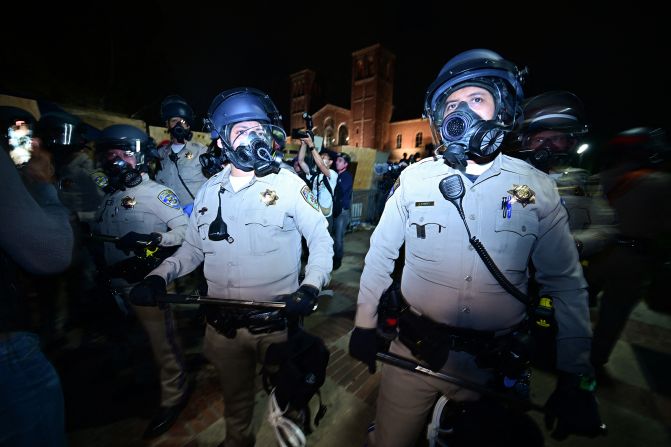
289, 43, 433, 163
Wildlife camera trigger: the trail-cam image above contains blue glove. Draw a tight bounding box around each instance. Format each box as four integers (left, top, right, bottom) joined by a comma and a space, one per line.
349, 327, 378, 373
282, 285, 319, 317
544, 372, 604, 440
115, 231, 160, 254
129, 275, 167, 307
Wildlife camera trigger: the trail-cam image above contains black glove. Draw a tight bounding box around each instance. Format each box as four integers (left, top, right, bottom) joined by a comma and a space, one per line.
349, 327, 378, 373
544, 372, 604, 440
282, 284, 319, 317
129, 275, 167, 307
115, 231, 160, 254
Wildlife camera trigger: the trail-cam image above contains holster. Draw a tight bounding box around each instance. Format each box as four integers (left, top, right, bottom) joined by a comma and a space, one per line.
398, 307, 527, 373
204, 305, 286, 339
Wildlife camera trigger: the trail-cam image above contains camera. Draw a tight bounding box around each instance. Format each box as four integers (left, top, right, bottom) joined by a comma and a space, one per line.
292, 112, 314, 140
291, 128, 310, 139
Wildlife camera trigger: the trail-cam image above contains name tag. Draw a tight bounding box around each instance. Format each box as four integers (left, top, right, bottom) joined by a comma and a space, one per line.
415, 201, 434, 207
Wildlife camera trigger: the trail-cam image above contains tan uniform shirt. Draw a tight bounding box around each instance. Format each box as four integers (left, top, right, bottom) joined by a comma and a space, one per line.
551, 167, 617, 258
356, 154, 592, 374
95, 174, 188, 266
151, 165, 333, 300
155, 141, 209, 206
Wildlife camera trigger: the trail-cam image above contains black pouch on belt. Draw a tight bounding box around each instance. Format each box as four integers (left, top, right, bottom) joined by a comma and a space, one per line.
398, 310, 451, 371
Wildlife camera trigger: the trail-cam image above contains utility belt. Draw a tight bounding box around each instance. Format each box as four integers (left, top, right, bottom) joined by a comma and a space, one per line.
397, 303, 528, 373
204, 304, 287, 339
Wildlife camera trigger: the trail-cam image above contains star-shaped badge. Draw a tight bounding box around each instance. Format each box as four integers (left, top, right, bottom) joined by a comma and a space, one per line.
185, 151, 193, 160
507, 184, 536, 207
121, 196, 137, 209
261, 189, 279, 206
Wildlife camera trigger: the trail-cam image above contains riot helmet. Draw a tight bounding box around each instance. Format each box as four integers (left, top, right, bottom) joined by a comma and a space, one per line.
204, 87, 286, 175
35, 110, 85, 154
514, 91, 588, 171
96, 124, 156, 190
160, 95, 195, 143
0, 106, 36, 166
601, 127, 669, 169
424, 49, 525, 168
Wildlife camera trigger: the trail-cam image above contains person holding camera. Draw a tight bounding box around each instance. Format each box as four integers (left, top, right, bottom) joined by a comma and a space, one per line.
130, 88, 333, 447
297, 136, 338, 229
348, 49, 602, 446
154, 95, 209, 213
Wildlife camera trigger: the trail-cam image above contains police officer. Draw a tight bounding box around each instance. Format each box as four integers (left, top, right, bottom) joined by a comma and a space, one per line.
511, 91, 617, 258
35, 111, 104, 224
154, 95, 209, 211
93, 124, 191, 439
590, 128, 671, 374
130, 88, 333, 447
348, 49, 603, 446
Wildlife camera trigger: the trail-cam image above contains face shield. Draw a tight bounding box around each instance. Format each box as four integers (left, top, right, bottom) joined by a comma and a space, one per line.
212, 121, 285, 174
205, 88, 286, 175
97, 141, 144, 190
427, 80, 510, 167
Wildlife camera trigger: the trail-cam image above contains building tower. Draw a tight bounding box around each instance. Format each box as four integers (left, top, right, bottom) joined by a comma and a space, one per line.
288, 69, 316, 134
350, 44, 395, 149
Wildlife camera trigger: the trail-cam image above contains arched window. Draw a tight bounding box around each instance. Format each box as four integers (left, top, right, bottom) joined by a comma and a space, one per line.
338, 124, 349, 146
415, 132, 423, 147
396, 134, 402, 149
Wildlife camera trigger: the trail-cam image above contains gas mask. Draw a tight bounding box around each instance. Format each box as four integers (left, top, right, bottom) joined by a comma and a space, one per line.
522, 132, 578, 172
169, 121, 193, 143
439, 102, 506, 168
223, 123, 284, 176
102, 156, 142, 191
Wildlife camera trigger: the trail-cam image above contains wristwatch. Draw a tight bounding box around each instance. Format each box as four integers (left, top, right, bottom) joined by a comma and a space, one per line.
579, 374, 597, 392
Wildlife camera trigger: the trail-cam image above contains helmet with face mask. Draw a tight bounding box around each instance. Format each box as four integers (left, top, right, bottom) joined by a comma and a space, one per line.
204, 87, 286, 176
424, 49, 525, 168
96, 124, 157, 191
35, 110, 86, 156
513, 91, 588, 171
160, 95, 195, 143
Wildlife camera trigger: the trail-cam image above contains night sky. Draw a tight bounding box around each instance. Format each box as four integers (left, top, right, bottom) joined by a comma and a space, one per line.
2, 2, 666, 151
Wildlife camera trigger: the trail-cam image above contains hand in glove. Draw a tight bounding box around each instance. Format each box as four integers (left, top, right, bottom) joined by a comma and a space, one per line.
282, 285, 319, 317
129, 275, 167, 307
349, 327, 378, 374
544, 372, 604, 440
115, 231, 161, 254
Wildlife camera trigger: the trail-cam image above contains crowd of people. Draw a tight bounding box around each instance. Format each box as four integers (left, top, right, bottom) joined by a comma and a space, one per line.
1, 47, 670, 447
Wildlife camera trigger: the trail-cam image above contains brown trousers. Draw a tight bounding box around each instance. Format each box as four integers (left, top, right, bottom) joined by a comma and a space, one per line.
203, 323, 287, 447
371, 340, 491, 447
120, 283, 188, 407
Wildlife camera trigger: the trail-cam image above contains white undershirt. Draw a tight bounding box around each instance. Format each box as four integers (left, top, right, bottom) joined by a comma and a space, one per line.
229, 175, 253, 192
465, 160, 494, 176
171, 143, 186, 153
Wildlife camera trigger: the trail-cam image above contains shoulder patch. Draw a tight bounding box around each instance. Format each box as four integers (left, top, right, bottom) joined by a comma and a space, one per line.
91, 170, 109, 189
157, 189, 181, 209
300, 185, 320, 211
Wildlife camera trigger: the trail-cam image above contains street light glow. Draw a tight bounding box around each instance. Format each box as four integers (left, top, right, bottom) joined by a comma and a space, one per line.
577, 144, 589, 154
